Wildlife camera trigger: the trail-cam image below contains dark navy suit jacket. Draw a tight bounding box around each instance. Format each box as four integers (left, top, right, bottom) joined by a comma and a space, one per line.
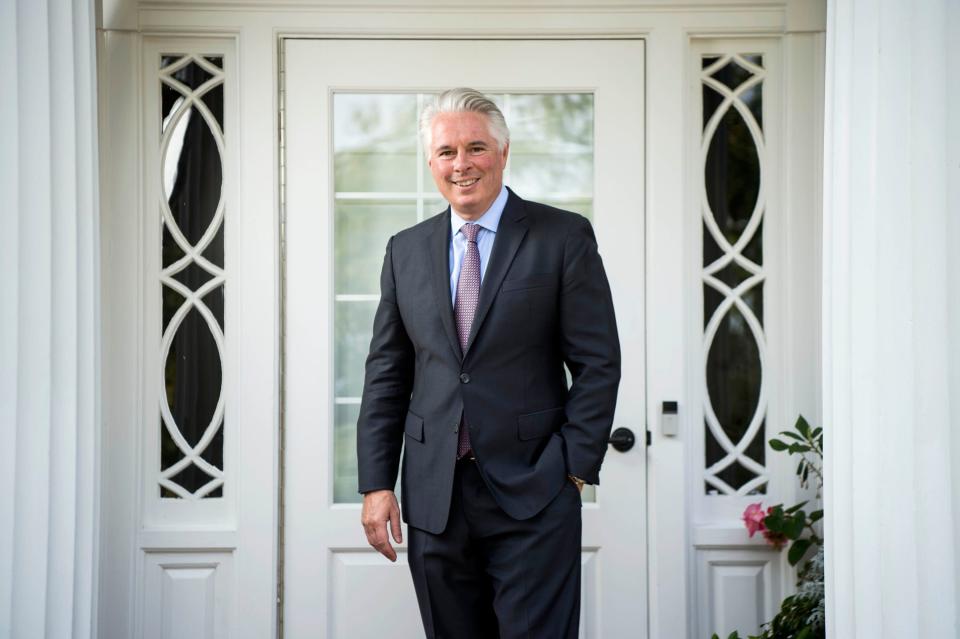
357, 187, 621, 534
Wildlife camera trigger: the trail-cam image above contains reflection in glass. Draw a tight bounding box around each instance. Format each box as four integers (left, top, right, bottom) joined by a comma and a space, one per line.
162, 220, 186, 267
709, 59, 753, 91
334, 94, 418, 192
742, 218, 763, 264
335, 403, 362, 503
172, 60, 214, 90
171, 261, 216, 290
423, 199, 447, 217
741, 287, 764, 329
334, 300, 378, 398
164, 105, 222, 242
509, 94, 594, 199
203, 83, 224, 131
704, 286, 724, 330
702, 85, 724, 132
705, 306, 765, 493
705, 106, 760, 241
715, 261, 752, 288
165, 307, 222, 442
335, 200, 418, 295
161, 84, 183, 133
204, 222, 225, 269
161, 55, 184, 70
203, 286, 225, 331
162, 284, 185, 332
741, 83, 763, 130
581, 483, 596, 504
707, 307, 761, 431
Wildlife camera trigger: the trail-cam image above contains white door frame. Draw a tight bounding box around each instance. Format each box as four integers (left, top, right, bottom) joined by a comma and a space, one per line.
97, 3, 824, 639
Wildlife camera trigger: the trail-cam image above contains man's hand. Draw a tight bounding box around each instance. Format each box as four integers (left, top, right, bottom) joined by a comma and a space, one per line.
361, 489, 403, 562
568, 475, 585, 493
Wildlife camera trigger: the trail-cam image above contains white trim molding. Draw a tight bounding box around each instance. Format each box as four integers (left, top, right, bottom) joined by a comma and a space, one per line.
822, 0, 959, 636
0, 0, 102, 636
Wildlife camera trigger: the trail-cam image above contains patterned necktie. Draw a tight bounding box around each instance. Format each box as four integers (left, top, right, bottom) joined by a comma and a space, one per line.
454, 223, 481, 459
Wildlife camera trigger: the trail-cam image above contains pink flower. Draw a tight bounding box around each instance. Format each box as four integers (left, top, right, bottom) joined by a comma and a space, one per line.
742, 502, 767, 537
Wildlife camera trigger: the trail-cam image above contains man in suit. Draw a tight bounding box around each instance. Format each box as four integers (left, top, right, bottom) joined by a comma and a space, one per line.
357, 88, 621, 638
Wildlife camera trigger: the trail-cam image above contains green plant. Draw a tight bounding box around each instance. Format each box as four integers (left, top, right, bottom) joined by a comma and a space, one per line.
711, 416, 825, 639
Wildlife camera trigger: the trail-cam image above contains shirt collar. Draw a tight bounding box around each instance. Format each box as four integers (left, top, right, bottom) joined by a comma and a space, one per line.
450, 184, 508, 237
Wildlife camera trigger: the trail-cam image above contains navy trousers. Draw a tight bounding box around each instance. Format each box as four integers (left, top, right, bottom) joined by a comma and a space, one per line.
407, 456, 582, 639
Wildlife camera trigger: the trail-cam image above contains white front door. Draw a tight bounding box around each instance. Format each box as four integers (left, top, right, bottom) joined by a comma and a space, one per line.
283, 38, 646, 638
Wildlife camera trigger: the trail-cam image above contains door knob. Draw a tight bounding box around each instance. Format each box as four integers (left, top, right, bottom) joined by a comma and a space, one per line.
608, 427, 635, 452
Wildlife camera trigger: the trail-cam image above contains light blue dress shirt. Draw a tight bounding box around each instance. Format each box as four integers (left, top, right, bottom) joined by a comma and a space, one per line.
449, 185, 508, 306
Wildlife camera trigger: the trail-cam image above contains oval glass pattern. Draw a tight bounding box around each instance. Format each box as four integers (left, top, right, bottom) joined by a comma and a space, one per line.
164, 105, 222, 245
706, 306, 762, 442
164, 306, 223, 447
705, 106, 760, 243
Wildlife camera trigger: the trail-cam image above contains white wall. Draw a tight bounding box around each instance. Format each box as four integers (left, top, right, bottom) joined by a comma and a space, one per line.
822, 0, 958, 636
0, 0, 101, 637
949, 0, 960, 623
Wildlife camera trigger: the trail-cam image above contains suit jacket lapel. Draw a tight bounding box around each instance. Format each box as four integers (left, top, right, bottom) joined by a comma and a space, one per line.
426, 208, 463, 361
463, 189, 528, 357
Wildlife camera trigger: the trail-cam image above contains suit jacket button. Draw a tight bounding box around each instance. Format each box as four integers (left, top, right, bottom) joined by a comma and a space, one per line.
459, 373, 471, 384
453, 424, 459, 433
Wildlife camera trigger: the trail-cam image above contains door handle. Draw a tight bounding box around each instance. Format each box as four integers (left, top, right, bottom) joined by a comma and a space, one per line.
607, 427, 636, 452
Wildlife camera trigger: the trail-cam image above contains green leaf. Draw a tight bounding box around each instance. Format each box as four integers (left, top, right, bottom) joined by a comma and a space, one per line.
769, 439, 789, 451
764, 514, 786, 533
810, 427, 822, 439
810, 510, 823, 522
785, 513, 806, 538
785, 501, 809, 514
788, 538, 812, 565
779, 431, 805, 441
795, 415, 811, 438
788, 443, 812, 454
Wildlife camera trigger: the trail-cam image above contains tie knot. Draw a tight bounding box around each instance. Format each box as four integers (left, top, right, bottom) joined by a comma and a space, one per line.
460, 223, 480, 242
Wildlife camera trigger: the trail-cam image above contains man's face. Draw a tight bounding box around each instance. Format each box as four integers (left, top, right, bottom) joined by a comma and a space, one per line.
427, 111, 509, 220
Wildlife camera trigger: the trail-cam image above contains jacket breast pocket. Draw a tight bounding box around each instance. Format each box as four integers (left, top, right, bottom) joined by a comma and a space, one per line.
517, 406, 566, 441
404, 410, 424, 442
501, 273, 558, 293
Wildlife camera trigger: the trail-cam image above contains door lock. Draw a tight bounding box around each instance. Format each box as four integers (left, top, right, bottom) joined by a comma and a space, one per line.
607, 427, 636, 452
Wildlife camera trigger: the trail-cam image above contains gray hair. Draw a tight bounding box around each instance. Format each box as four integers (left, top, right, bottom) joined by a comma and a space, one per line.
419, 88, 510, 152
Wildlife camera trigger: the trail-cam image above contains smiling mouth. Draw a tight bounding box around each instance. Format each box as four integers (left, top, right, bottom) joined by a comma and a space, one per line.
452, 178, 479, 188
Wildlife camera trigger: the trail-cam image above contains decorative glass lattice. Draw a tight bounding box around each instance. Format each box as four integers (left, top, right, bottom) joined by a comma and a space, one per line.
700, 54, 768, 496
158, 54, 225, 499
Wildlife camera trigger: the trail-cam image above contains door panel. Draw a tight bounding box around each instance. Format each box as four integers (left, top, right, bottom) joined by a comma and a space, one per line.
284, 38, 645, 638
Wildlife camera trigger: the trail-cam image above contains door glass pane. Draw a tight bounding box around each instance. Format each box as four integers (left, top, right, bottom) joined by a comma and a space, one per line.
509, 94, 594, 206
332, 92, 597, 503
334, 94, 418, 192
335, 200, 418, 295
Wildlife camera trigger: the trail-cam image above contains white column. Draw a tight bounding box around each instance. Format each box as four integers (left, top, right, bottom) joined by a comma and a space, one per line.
0, 0, 101, 637
822, 0, 958, 637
